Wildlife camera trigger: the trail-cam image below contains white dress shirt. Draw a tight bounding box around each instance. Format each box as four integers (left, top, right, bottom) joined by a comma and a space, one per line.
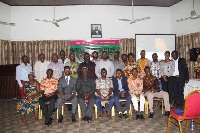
173, 57, 179, 76
16, 63, 32, 87
34, 60, 50, 83
95, 59, 114, 78
65, 76, 70, 85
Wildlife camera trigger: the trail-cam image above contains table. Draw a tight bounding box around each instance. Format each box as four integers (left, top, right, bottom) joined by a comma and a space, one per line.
184, 79, 200, 98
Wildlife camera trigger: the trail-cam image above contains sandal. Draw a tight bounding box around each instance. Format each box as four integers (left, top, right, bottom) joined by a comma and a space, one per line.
18, 118, 25, 123
35, 119, 39, 124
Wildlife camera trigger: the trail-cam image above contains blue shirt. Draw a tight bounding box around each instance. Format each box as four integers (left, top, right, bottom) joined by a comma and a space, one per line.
117, 77, 124, 92
16, 63, 32, 87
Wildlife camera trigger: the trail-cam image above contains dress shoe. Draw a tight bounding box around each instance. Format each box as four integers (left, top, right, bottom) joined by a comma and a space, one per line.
118, 113, 123, 119
149, 113, 154, 119
82, 116, 87, 121
58, 115, 63, 123
164, 111, 170, 117
86, 116, 91, 123
107, 112, 111, 118
45, 118, 53, 126
123, 114, 129, 119
136, 114, 140, 120
140, 114, 145, 120
72, 114, 76, 122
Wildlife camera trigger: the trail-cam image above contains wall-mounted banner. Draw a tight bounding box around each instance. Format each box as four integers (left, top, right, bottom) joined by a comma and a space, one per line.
70, 40, 120, 63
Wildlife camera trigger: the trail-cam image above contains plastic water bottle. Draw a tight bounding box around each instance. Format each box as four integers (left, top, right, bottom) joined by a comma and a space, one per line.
190, 120, 195, 131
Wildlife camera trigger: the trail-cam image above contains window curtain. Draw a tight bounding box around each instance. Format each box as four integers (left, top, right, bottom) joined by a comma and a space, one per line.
120, 38, 135, 60
0, 40, 70, 66
176, 32, 200, 79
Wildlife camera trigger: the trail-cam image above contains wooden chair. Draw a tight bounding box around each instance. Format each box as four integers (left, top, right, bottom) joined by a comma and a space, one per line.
145, 97, 164, 114
167, 90, 200, 133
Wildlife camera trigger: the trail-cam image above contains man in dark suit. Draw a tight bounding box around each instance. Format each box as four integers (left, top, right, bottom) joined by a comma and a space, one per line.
113, 69, 131, 118
91, 26, 101, 35
172, 51, 189, 108
57, 66, 78, 123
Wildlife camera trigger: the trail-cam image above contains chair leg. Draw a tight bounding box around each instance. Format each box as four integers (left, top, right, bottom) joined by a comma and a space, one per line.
195, 118, 199, 130
111, 106, 115, 116
145, 99, 148, 114
166, 115, 171, 133
185, 120, 189, 131
62, 105, 64, 116
57, 108, 59, 119
39, 105, 42, 119
178, 120, 183, 133
95, 104, 98, 118
78, 104, 81, 118
161, 99, 164, 114
129, 104, 132, 116
155, 101, 158, 109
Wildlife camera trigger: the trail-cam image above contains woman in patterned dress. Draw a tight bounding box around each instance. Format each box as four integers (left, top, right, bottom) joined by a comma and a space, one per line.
17, 72, 40, 123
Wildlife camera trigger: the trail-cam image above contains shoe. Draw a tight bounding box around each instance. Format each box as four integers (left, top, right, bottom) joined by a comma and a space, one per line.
149, 113, 154, 119
99, 112, 104, 118
123, 114, 129, 119
140, 114, 145, 120
107, 112, 111, 118
82, 116, 87, 121
45, 121, 49, 125
136, 114, 140, 120
118, 113, 123, 119
72, 114, 76, 122
87, 116, 92, 122
164, 111, 170, 117
58, 115, 63, 123
48, 118, 53, 126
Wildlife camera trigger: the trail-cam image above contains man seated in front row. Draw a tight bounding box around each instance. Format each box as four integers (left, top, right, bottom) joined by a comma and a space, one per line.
96, 68, 115, 118
143, 66, 170, 119
76, 67, 96, 123
57, 66, 78, 123
39, 69, 58, 126
113, 69, 131, 119
127, 68, 145, 120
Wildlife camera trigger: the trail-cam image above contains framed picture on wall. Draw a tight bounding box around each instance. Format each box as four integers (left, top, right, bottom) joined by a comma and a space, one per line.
91, 24, 102, 38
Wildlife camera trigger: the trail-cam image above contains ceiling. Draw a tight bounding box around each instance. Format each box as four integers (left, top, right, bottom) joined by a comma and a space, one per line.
0, 0, 182, 7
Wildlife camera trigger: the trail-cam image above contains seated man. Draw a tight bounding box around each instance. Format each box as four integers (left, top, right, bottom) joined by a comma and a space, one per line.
127, 68, 145, 120
143, 66, 170, 119
39, 69, 58, 126
76, 67, 96, 123
113, 69, 131, 119
57, 66, 78, 123
96, 68, 115, 118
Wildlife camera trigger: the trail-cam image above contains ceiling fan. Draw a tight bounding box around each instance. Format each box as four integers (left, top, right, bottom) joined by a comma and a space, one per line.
35, 6, 69, 27
176, 0, 200, 22
0, 21, 16, 26
119, 0, 151, 24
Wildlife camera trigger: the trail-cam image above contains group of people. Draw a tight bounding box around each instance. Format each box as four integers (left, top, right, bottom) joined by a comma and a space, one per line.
16, 49, 189, 126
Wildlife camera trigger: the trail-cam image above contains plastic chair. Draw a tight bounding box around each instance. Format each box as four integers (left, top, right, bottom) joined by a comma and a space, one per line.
166, 90, 200, 133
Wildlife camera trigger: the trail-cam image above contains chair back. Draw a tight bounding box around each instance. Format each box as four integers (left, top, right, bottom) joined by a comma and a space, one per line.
183, 90, 200, 119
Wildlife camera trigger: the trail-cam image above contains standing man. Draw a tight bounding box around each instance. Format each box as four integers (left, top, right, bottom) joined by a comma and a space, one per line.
172, 51, 189, 108
143, 66, 170, 119
137, 50, 151, 77
92, 51, 100, 64
58, 50, 69, 65
34, 53, 50, 83
95, 68, 115, 118
150, 53, 162, 89
77, 52, 96, 79
16, 55, 32, 98
65, 53, 79, 79
76, 67, 96, 122
48, 53, 64, 79
95, 51, 114, 78
39, 69, 58, 126
121, 54, 128, 64
57, 66, 78, 123
112, 51, 124, 77
113, 69, 131, 118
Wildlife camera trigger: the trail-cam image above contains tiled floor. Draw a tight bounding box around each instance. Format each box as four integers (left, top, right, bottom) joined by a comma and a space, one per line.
0, 99, 199, 133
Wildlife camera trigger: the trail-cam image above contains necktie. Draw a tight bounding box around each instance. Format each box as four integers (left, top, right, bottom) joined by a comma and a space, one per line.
66, 76, 68, 85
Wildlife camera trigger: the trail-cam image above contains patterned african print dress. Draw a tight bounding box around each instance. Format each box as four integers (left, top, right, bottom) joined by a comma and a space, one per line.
17, 82, 39, 115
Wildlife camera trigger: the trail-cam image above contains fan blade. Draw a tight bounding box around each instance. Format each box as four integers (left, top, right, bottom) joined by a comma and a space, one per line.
56, 17, 69, 22
119, 19, 131, 21
135, 17, 151, 22
176, 17, 191, 22
0, 21, 16, 26
54, 22, 59, 27
35, 19, 52, 23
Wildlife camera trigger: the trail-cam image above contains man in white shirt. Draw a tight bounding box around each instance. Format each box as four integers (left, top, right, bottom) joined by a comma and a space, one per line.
58, 50, 70, 65
34, 53, 50, 83
16, 55, 32, 98
172, 51, 189, 108
95, 51, 114, 78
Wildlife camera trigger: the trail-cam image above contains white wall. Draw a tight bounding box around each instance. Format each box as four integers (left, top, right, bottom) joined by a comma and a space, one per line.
0, 2, 11, 40
10, 5, 171, 40
171, 0, 200, 35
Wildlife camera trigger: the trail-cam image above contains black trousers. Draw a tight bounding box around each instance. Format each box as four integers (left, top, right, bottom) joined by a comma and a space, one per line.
173, 77, 184, 107
161, 76, 174, 104
39, 94, 57, 121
